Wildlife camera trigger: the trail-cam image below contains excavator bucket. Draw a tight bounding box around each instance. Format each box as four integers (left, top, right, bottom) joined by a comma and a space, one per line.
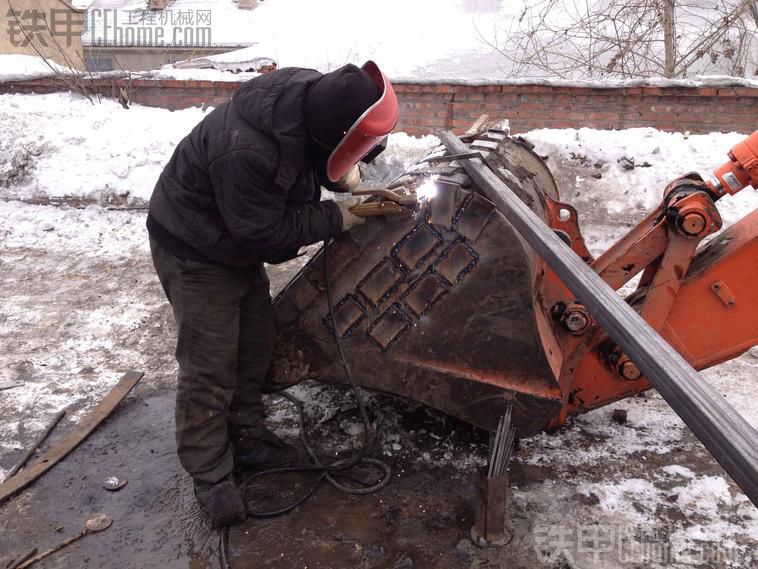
267, 128, 758, 503
270, 129, 577, 436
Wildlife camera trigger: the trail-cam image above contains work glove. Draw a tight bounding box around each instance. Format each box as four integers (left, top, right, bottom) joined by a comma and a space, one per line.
335, 197, 366, 232
331, 164, 361, 193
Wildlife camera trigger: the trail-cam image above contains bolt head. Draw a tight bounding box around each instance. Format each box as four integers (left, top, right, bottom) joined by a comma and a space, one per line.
618, 360, 642, 381
681, 212, 706, 236
564, 311, 589, 333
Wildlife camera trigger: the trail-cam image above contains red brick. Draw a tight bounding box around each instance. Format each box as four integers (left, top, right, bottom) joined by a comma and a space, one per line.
716, 88, 738, 97
514, 102, 548, 111
465, 93, 486, 101
695, 87, 718, 97
588, 112, 620, 120
526, 85, 556, 94
215, 82, 240, 91
395, 84, 422, 93
563, 87, 590, 95
156, 79, 183, 88
452, 102, 483, 110
734, 87, 758, 98
662, 87, 700, 97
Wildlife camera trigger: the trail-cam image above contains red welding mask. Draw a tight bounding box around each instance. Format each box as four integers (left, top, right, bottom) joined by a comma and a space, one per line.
325, 61, 399, 182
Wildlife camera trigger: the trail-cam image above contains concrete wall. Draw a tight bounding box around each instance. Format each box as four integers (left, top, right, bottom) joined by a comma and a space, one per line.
2, 0, 85, 70
1, 77, 756, 135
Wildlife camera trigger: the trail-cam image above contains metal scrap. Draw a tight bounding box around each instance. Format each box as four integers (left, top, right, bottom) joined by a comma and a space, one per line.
16, 514, 112, 569
3, 410, 66, 483
0, 371, 144, 504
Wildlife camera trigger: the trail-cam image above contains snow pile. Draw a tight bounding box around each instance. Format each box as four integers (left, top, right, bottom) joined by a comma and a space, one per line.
0, 54, 72, 83
0, 200, 149, 258
0, 93, 207, 203
577, 477, 663, 518
146, 67, 260, 82
523, 127, 757, 255
521, 393, 690, 466
361, 132, 440, 185
134, 0, 756, 82
0, 93, 438, 204
5, 92, 756, 226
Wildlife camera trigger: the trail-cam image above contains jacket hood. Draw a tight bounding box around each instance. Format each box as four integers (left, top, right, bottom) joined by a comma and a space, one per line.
231, 68, 322, 188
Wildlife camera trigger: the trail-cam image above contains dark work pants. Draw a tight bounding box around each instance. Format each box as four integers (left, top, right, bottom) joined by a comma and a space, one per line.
150, 238, 276, 483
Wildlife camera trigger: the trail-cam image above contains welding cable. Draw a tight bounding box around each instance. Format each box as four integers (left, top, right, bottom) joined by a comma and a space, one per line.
221, 239, 392, 567
233, 239, 391, 516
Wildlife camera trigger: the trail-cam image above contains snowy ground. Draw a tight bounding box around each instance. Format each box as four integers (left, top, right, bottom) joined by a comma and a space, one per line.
0, 93, 756, 568
153, 0, 755, 81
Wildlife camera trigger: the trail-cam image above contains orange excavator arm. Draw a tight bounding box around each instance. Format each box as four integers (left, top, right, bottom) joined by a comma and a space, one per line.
708, 130, 758, 196
555, 131, 758, 420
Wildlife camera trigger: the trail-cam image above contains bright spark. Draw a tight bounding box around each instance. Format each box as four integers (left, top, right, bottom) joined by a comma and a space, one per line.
416, 177, 439, 201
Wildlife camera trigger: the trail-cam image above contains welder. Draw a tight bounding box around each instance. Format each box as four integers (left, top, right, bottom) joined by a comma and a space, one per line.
146, 61, 398, 527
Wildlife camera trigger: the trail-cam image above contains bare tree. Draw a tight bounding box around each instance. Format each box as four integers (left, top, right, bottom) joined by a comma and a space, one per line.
481, 0, 757, 79
5, 0, 158, 106
5, 0, 103, 102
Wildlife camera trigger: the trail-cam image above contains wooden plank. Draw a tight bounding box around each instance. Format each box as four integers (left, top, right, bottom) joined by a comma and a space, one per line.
464, 114, 490, 135
439, 131, 758, 505
0, 371, 144, 504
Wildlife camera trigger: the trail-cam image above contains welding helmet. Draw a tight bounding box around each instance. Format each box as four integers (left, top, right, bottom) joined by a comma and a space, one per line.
305, 61, 399, 183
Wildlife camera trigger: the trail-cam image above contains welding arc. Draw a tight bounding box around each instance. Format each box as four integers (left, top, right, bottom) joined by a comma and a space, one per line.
222, 240, 392, 567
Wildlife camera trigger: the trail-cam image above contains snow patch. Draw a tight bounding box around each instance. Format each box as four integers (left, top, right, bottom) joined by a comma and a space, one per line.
0, 93, 207, 203
0, 55, 71, 83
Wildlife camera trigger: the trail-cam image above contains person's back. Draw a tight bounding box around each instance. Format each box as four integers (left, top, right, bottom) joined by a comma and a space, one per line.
148, 67, 342, 267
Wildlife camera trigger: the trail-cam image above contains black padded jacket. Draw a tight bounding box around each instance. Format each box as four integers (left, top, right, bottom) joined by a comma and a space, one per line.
146, 67, 343, 267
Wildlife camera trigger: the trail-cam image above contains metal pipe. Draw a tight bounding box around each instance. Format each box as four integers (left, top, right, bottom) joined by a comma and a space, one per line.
439, 131, 758, 505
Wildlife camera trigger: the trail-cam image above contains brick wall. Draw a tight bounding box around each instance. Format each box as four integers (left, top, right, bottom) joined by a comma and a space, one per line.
1, 77, 755, 135
394, 83, 757, 136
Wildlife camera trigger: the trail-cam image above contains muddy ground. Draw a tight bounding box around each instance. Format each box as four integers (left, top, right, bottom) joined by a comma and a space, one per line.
0, 195, 755, 569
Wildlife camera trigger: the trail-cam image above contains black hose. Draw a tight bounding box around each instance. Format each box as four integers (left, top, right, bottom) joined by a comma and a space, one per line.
221, 239, 392, 566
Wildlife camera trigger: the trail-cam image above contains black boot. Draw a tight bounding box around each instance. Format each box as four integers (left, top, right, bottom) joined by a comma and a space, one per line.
231, 427, 297, 470
193, 475, 246, 528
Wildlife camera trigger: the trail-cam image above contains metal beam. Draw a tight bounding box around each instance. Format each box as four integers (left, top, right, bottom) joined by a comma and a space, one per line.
439, 131, 758, 505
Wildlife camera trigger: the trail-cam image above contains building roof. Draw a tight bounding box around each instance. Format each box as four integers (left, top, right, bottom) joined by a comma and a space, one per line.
81, 0, 261, 48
